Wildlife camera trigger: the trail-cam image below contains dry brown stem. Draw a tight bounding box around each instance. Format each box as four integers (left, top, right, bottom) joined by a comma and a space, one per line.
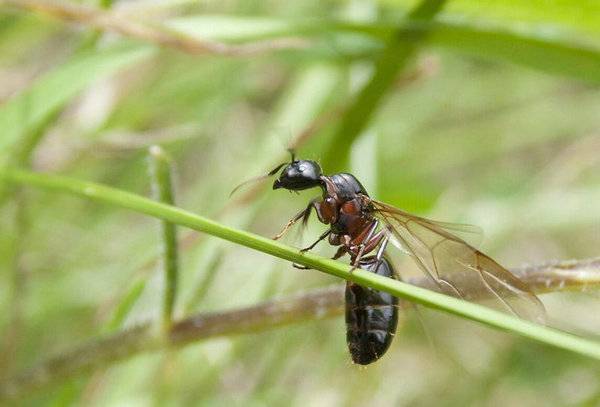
3, 0, 309, 56
1, 257, 598, 401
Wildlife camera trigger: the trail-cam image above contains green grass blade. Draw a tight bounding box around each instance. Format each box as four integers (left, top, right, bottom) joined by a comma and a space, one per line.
0, 43, 153, 155
104, 278, 147, 333
333, 20, 600, 83
170, 15, 600, 84
409, 22, 600, 84
2, 168, 600, 360
322, 0, 448, 171
387, 0, 600, 36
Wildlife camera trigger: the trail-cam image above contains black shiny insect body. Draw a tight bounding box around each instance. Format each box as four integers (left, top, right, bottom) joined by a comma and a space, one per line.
272, 160, 389, 266
346, 256, 399, 365
254, 156, 544, 364
272, 159, 397, 364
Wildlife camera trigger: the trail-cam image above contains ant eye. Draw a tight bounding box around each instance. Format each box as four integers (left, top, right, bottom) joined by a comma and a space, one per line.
326, 197, 335, 205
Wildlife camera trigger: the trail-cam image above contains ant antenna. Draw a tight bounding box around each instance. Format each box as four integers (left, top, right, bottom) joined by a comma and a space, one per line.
287, 148, 296, 162
229, 161, 288, 197
230, 150, 299, 197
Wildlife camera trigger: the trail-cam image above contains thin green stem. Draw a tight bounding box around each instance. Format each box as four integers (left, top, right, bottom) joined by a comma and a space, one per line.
184, 249, 224, 312
104, 279, 147, 333
1, 168, 600, 360
148, 146, 179, 331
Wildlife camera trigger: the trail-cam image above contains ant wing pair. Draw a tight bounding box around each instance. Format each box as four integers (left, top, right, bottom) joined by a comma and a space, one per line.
368, 198, 546, 324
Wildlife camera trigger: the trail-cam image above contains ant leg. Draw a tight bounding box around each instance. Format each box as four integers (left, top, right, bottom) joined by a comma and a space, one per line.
301, 202, 314, 228
273, 209, 305, 240
292, 263, 311, 270
292, 229, 332, 269
273, 198, 318, 240
349, 220, 379, 272
332, 247, 347, 261
296, 247, 346, 271
373, 232, 390, 272
300, 229, 331, 253
349, 229, 388, 273
295, 200, 317, 241
375, 226, 393, 261
292, 229, 331, 270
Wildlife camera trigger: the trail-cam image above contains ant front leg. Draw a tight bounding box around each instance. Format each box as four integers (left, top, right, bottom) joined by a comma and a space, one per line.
332, 246, 347, 261
273, 198, 319, 240
292, 263, 311, 270
292, 229, 332, 270
294, 228, 337, 269
300, 229, 331, 253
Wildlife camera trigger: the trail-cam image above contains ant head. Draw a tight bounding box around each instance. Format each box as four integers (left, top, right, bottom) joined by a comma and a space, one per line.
229, 150, 323, 197
273, 154, 323, 191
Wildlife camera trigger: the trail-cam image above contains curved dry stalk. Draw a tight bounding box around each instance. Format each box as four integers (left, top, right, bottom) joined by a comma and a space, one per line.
511, 257, 600, 293
3, 0, 309, 56
411, 257, 600, 296
1, 257, 599, 401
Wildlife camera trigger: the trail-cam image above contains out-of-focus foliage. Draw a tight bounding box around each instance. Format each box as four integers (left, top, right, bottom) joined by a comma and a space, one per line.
383, 0, 600, 35
0, 0, 599, 405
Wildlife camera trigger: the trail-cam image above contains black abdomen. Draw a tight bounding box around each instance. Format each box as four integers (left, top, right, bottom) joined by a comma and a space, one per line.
345, 256, 399, 365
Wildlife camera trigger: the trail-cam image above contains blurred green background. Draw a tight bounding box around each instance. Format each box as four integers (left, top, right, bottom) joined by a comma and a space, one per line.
1, 0, 599, 405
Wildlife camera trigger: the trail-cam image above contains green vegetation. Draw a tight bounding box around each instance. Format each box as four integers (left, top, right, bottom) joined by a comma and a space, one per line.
1, 0, 599, 405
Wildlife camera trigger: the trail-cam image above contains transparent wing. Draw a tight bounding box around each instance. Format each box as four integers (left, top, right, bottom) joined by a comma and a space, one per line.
370, 199, 546, 323
420, 217, 483, 248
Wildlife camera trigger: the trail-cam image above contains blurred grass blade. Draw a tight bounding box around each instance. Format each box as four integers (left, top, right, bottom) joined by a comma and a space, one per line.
166, 15, 297, 42
0, 43, 153, 155
387, 0, 600, 36
170, 15, 600, 84
3, 168, 600, 361
424, 22, 600, 83
184, 249, 223, 312
323, 0, 448, 171
339, 20, 600, 83
104, 278, 147, 333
